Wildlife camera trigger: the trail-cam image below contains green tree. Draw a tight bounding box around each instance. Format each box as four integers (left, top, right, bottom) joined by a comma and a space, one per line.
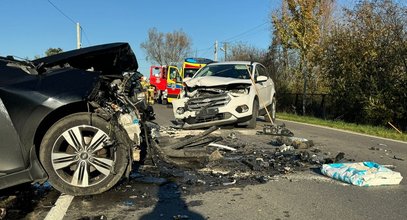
45, 47, 63, 56
321, 0, 407, 129
272, 0, 334, 114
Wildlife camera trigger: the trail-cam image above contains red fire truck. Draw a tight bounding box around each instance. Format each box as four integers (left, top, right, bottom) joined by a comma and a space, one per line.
149, 65, 182, 104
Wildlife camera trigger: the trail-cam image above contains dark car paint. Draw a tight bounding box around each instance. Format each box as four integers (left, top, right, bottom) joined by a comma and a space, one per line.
32, 42, 138, 75
0, 43, 138, 190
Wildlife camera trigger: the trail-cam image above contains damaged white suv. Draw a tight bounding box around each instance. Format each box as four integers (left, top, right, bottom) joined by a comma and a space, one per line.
172, 61, 276, 129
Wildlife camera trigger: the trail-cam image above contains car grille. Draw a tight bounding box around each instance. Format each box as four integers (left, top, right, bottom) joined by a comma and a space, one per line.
186, 93, 231, 111
186, 113, 232, 124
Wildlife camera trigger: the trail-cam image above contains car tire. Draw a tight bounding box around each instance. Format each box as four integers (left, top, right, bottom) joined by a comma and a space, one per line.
247, 99, 259, 129
39, 113, 128, 196
265, 96, 276, 124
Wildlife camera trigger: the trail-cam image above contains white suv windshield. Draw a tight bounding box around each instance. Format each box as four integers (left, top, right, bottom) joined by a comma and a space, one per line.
194, 64, 252, 79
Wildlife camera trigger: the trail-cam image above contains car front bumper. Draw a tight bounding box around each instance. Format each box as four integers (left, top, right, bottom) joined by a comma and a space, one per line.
172, 93, 254, 129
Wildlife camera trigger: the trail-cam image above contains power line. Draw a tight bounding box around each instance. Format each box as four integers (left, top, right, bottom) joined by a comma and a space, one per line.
47, 0, 92, 47
196, 45, 213, 52
46, 0, 76, 25
223, 21, 268, 43
81, 27, 91, 46
227, 27, 269, 43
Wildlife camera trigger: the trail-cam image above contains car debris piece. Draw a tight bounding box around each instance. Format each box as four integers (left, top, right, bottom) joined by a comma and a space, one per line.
278, 144, 295, 153
227, 132, 237, 140
271, 136, 314, 149
334, 152, 345, 162
209, 150, 224, 161
321, 161, 403, 186
179, 136, 223, 149
0, 208, 6, 220
208, 143, 237, 151
222, 179, 237, 186
257, 124, 294, 136
170, 126, 218, 150
393, 155, 404, 161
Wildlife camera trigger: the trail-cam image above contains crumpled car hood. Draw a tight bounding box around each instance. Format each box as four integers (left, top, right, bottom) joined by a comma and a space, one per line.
32, 42, 137, 75
185, 76, 252, 87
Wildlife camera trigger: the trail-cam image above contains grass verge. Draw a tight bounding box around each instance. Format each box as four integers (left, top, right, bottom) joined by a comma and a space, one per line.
277, 112, 407, 142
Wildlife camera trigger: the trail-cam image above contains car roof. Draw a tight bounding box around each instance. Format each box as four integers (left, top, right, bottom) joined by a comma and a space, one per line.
207, 61, 261, 66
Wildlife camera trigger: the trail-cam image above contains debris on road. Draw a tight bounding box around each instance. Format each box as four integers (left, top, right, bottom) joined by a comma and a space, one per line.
321, 161, 403, 186
278, 144, 295, 152
222, 179, 237, 186
257, 124, 294, 136
334, 152, 345, 162
149, 125, 354, 188
270, 136, 314, 149
393, 155, 404, 161
170, 126, 219, 150
208, 143, 237, 151
173, 214, 189, 220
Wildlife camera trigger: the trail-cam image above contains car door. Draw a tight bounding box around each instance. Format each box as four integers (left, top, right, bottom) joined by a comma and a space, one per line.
166, 66, 183, 100
254, 64, 273, 107
0, 98, 26, 175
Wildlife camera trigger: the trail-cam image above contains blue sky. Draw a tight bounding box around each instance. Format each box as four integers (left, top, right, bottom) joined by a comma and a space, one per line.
0, 0, 352, 75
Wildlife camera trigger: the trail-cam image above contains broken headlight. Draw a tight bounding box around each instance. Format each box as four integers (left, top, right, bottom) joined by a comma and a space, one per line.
230, 88, 249, 97
176, 107, 185, 114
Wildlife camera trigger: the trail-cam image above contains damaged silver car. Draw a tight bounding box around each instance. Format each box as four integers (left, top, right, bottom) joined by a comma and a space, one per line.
173, 61, 276, 129
0, 43, 155, 195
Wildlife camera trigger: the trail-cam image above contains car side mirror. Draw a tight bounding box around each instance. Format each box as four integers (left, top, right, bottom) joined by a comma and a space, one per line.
257, 75, 267, 82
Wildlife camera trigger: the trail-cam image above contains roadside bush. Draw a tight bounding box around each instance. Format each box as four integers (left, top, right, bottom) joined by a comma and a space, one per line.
320, 0, 407, 130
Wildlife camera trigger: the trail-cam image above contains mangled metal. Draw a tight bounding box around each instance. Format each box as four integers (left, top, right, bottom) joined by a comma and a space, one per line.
0, 43, 154, 195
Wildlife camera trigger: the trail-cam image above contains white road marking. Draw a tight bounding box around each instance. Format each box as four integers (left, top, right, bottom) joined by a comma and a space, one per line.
279, 119, 407, 144
44, 194, 74, 220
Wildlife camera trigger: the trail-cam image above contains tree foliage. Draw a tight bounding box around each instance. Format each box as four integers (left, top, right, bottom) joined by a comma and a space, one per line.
272, 0, 334, 114
321, 0, 407, 128
140, 28, 191, 65
45, 47, 63, 56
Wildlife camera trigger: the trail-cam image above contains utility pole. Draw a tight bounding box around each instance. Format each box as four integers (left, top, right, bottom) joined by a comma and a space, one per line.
224, 42, 227, 61
214, 40, 218, 61
76, 22, 81, 49
220, 42, 227, 61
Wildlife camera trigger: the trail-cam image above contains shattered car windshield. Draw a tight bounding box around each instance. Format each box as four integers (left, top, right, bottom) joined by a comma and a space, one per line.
194, 64, 251, 79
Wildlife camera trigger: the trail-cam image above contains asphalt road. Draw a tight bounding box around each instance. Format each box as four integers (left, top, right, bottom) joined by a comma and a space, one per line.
136, 104, 407, 220
14, 104, 407, 220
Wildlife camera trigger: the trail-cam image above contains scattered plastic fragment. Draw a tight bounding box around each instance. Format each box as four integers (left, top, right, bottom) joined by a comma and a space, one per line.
208, 143, 237, 151
278, 144, 294, 152
222, 179, 237, 186
321, 161, 403, 186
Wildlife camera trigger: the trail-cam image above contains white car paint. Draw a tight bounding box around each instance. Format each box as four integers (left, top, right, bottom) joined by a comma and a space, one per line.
173, 61, 276, 129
